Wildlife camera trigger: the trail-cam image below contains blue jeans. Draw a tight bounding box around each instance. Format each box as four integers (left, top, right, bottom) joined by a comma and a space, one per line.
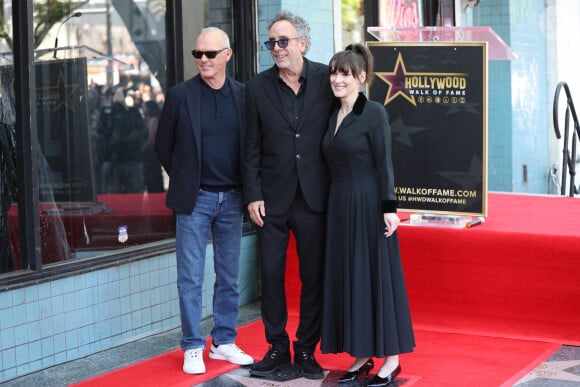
176, 188, 243, 350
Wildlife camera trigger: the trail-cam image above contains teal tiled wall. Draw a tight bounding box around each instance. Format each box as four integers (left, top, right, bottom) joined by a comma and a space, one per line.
476, 0, 550, 193
508, 1, 550, 193
257, 0, 335, 72
0, 234, 258, 382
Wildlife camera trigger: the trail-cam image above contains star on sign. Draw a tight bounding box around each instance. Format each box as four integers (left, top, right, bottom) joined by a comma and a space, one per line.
376, 52, 469, 108
390, 116, 428, 149
514, 359, 580, 384
376, 52, 417, 107
36, 70, 80, 113
444, 101, 481, 116
436, 155, 482, 192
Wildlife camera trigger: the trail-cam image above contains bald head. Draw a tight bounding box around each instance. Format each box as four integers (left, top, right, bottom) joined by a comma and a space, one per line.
197, 27, 230, 49
194, 27, 232, 89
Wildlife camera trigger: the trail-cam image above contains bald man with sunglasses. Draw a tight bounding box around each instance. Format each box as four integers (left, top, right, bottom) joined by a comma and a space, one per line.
155, 27, 253, 375
243, 11, 334, 380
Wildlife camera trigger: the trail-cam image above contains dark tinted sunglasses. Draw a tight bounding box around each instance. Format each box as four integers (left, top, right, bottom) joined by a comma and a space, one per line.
191, 48, 228, 59
263, 37, 301, 51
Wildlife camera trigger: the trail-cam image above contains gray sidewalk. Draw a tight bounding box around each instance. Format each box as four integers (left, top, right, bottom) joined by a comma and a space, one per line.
2, 302, 262, 387
4, 300, 579, 387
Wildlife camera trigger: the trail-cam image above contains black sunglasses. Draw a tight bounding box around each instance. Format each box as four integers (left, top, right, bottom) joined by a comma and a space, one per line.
263, 37, 301, 51
191, 48, 228, 59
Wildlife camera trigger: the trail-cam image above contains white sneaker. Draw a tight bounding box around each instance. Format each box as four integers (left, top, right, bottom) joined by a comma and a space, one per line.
183, 348, 205, 374
209, 343, 254, 365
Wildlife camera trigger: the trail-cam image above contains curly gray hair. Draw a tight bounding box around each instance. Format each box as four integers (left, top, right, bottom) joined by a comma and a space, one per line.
268, 10, 311, 55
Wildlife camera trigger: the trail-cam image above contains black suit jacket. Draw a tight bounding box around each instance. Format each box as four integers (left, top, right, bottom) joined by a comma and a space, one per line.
243, 58, 334, 216
155, 75, 246, 214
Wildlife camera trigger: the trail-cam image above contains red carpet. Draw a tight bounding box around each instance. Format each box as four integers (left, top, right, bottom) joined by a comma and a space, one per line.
398, 193, 580, 346
73, 193, 578, 386
73, 318, 559, 387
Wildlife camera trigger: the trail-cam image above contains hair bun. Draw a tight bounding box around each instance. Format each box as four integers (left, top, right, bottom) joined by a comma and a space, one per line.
348, 43, 365, 55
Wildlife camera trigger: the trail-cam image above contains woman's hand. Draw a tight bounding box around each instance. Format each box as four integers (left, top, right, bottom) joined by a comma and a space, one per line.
384, 212, 400, 238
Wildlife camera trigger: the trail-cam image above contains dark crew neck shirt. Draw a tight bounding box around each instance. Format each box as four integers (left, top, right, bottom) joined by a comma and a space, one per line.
199, 79, 240, 192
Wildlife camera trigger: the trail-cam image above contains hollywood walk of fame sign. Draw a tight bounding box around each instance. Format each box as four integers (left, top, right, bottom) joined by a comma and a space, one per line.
2, 58, 96, 203
35, 58, 96, 203
368, 42, 488, 216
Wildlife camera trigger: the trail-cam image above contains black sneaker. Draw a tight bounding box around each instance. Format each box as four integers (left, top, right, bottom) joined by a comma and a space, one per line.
294, 351, 324, 379
249, 347, 291, 377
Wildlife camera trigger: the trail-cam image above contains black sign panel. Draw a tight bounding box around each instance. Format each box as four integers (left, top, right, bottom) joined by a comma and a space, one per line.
368, 42, 487, 216
2, 58, 96, 203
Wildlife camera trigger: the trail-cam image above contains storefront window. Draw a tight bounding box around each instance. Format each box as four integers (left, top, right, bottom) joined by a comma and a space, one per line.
0, 0, 235, 275
0, 63, 17, 274
33, 0, 170, 270
0, 1, 18, 274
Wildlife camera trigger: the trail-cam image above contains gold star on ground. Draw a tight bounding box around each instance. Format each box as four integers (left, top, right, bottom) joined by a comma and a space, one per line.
515, 359, 580, 384
217, 368, 331, 386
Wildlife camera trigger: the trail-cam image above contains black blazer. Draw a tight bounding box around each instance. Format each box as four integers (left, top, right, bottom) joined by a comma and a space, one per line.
155, 75, 246, 215
243, 58, 334, 216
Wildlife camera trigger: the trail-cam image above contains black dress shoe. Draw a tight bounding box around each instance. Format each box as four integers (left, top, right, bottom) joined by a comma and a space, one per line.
249, 347, 291, 377
338, 358, 374, 383
294, 351, 324, 379
367, 364, 401, 386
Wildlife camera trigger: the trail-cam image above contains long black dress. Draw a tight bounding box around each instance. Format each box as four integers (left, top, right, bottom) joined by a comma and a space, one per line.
320, 93, 415, 358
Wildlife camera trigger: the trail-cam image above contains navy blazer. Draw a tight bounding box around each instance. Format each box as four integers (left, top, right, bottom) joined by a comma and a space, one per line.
243, 58, 334, 215
155, 75, 246, 215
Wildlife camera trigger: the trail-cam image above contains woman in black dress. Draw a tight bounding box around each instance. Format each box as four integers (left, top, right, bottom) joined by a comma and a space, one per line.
320, 43, 415, 386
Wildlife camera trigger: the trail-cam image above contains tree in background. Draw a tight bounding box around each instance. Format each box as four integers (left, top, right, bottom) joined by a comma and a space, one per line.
0, 0, 88, 50
341, 0, 364, 44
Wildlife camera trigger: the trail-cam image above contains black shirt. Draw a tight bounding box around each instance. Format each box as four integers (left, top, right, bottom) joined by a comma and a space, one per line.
277, 59, 308, 131
199, 79, 241, 191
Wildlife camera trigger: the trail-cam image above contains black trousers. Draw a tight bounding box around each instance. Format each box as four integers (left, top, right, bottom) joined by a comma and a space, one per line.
256, 187, 325, 354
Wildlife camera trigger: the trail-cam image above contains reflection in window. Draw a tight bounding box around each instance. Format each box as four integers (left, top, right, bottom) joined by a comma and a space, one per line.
1, 0, 243, 274
0, 68, 17, 274
0, 0, 176, 273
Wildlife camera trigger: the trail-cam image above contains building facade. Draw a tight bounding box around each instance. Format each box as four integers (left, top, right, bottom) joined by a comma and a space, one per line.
0, 0, 576, 382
